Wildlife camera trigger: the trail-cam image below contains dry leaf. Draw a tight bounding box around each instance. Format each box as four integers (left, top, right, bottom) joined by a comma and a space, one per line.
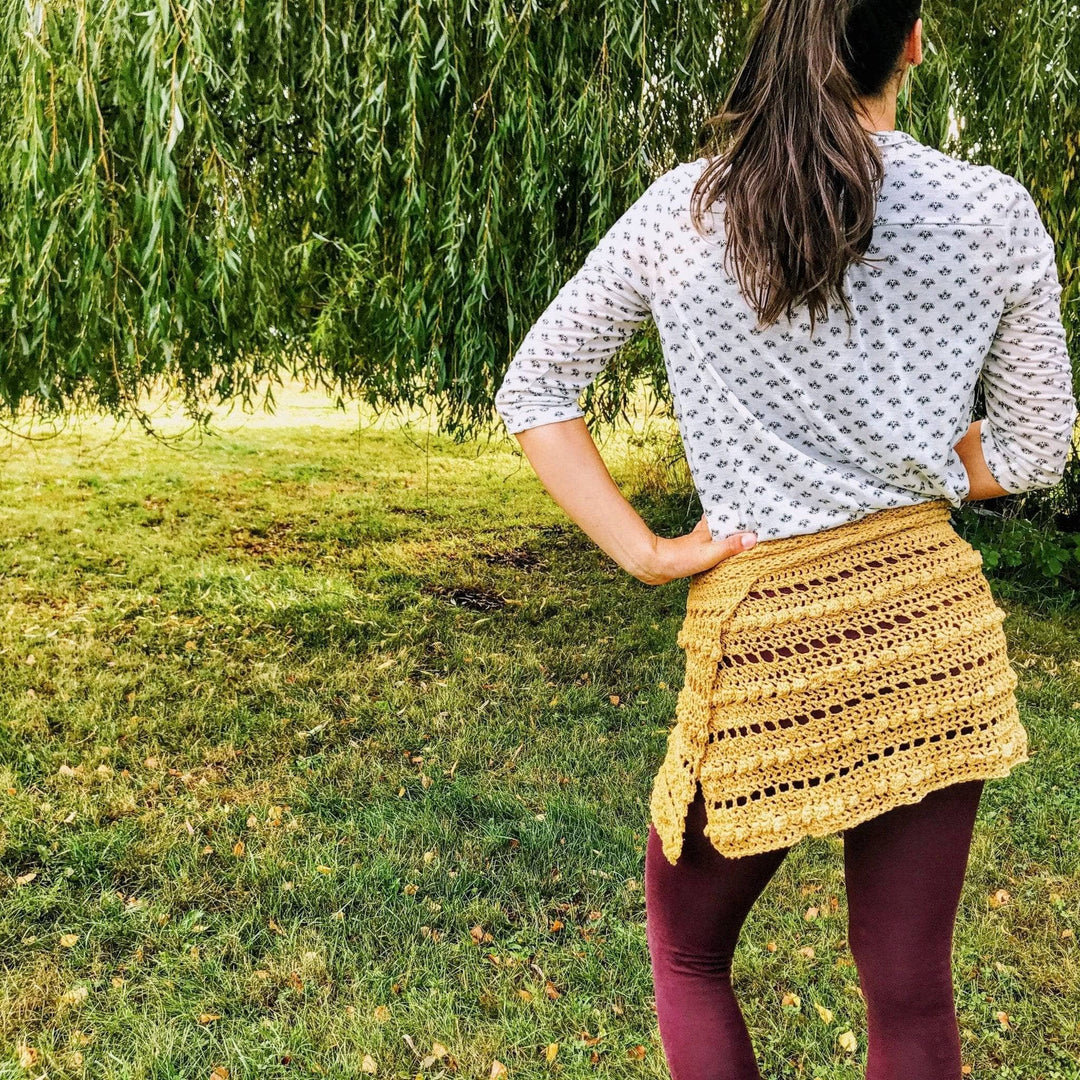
781, 992, 801, 1009
430, 1044, 448, 1059
837, 1030, 858, 1053
544, 980, 561, 1000
198, 1013, 221, 1025
549, 919, 563, 932
210, 1068, 229, 1080
766, 941, 777, 952
361, 1056, 377, 1074
517, 989, 532, 1002
490, 1061, 507, 1079
814, 1002, 834, 1024
545, 1044, 558, 1063
60, 986, 90, 1007
15, 871, 36, 886
17, 1045, 39, 1068
374, 1005, 391, 1022
996, 1012, 1011, 1029
798, 946, 815, 959
59, 933, 79, 948
989, 889, 1011, 908
804, 906, 819, 921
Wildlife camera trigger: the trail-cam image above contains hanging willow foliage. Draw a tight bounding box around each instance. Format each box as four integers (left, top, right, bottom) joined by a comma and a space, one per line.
0, 1, 1076, 512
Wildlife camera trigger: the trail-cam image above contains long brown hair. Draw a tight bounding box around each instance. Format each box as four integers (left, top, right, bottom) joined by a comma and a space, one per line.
690, 0, 922, 335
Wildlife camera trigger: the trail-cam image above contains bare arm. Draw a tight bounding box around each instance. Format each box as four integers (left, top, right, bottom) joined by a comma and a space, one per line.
953, 420, 1010, 502
513, 417, 758, 586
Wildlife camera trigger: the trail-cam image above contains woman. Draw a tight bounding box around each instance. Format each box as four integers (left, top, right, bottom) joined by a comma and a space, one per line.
494, 1, 1076, 1077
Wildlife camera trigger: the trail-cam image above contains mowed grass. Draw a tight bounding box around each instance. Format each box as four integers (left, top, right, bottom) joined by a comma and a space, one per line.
1, 383, 1078, 1080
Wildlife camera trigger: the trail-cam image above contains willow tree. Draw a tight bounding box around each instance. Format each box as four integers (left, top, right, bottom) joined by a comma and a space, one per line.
0, 0, 1076, 518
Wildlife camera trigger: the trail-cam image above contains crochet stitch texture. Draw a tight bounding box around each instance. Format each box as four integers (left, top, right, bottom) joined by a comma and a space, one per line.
648, 497, 1029, 864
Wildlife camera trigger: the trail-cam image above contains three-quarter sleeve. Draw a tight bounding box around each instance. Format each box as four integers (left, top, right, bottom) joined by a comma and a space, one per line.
493, 171, 668, 435
978, 179, 1078, 493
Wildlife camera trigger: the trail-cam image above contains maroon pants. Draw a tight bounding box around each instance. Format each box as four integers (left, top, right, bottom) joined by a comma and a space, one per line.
644, 778, 985, 1080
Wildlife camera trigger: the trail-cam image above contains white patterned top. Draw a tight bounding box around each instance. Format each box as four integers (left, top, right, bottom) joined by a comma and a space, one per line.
494, 129, 1077, 543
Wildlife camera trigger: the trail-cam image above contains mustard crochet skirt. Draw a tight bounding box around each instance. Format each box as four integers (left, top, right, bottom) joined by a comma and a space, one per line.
648, 497, 1030, 865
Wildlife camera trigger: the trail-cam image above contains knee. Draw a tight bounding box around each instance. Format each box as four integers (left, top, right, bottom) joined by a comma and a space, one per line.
647, 932, 735, 982
849, 941, 956, 1022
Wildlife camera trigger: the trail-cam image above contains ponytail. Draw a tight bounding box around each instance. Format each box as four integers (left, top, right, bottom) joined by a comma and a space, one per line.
690, 0, 922, 335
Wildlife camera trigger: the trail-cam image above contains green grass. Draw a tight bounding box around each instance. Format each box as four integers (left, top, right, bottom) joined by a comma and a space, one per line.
1, 384, 1078, 1079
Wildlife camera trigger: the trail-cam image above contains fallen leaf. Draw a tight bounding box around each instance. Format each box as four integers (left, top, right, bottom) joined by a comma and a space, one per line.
814, 1002, 834, 1024
361, 1056, 377, 1074
16, 871, 36, 887
838, 1030, 858, 1053
59, 933, 79, 948
545, 1044, 558, 1063
781, 992, 801, 1009
198, 1013, 221, 1025
490, 1061, 507, 1079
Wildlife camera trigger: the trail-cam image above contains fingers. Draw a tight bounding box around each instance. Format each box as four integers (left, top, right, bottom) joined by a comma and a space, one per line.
698, 531, 757, 571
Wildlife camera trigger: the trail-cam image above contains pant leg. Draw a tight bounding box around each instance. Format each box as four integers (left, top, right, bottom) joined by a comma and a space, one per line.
644, 784, 791, 1080
842, 778, 985, 1080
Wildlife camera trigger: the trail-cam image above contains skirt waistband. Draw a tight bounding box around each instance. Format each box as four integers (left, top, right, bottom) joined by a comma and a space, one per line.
677, 499, 959, 657
706, 499, 954, 577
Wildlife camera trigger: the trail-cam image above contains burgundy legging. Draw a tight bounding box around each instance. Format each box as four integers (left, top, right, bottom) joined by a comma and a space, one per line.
645, 777, 984, 1080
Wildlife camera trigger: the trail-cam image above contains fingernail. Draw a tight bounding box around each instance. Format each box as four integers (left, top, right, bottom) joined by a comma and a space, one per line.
741, 532, 757, 549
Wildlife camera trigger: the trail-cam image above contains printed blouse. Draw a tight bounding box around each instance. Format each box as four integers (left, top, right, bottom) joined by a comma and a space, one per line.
493, 129, 1077, 543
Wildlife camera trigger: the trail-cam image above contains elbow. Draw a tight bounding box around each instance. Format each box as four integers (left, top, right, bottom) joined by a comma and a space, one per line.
1003, 436, 1074, 493
981, 412, 1077, 493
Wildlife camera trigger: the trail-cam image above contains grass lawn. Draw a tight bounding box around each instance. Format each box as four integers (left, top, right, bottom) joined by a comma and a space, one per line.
1, 382, 1078, 1079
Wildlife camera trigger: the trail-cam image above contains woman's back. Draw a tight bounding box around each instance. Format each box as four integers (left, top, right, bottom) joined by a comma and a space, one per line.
494, 128, 1076, 542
